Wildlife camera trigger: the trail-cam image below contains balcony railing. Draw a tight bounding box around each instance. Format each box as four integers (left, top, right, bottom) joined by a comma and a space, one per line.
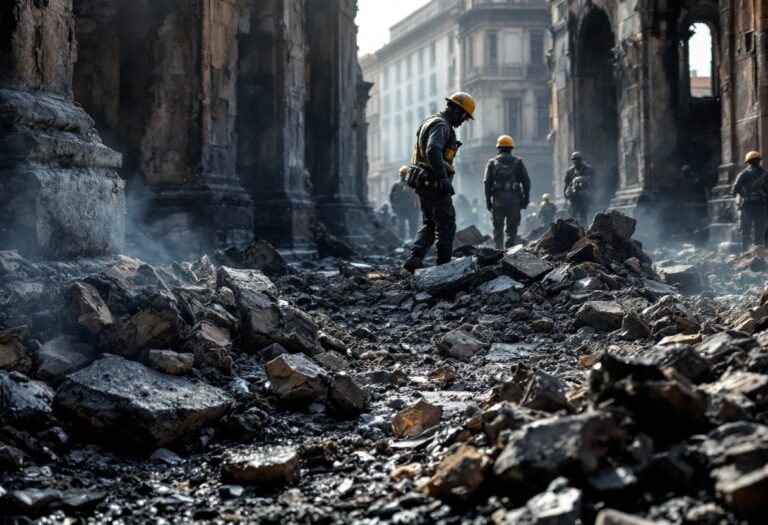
463, 63, 547, 82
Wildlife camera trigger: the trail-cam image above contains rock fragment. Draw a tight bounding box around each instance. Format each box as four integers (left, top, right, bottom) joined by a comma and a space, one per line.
146, 349, 194, 376
594, 509, 657, 525
0, 327, 31, 373
221, 446, 300, 486
0, 372, 54, 428
327, 374, 370, 418
266, 353, 329, 402
413, 257, 480, 296
422, 446, 490, 501
102, 293, 185, 358
659, 264, 704, 293
36, 336, 95, 383
435, 329, 485, 360
502, 251, 554, 282
68, 282, 114, 337
521, 369, 572, 413
392, 399, 443, 438
477, 275, 524, 295
55, 355, 235, 449
502, 477, 582, 524
494, 411, 620, 488
576, 301, 624, 331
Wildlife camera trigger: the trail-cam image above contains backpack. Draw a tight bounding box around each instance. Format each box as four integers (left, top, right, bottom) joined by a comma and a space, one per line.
493, 158, 522, 194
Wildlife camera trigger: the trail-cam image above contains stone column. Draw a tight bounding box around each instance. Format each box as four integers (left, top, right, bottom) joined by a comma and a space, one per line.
138, 0, 254, 251
238, 0, 315, 249
0, 0, 125, 258
306, 0, 374, 242
72, 0, 254, 256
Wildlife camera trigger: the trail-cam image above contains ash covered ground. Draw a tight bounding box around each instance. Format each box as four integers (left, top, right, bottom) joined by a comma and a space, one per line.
2, 212, 768, 525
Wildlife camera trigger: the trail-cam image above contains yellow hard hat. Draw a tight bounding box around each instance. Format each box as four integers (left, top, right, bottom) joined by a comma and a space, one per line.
542, 194, 551, 202
496, 135, 515, 149
399, 165, 409, 175
445, 92, 476, 119
746, 151, 762, 163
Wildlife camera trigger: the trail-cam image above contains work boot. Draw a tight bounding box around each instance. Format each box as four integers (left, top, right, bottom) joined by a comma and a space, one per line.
403, 255, 424, 273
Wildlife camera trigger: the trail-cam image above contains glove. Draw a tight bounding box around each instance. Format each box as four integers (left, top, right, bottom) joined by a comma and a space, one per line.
440, 179, 455, 196
486, 199, 493, 212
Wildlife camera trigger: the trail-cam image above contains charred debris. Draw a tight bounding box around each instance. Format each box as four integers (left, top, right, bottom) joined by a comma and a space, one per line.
1, 212, 768, 524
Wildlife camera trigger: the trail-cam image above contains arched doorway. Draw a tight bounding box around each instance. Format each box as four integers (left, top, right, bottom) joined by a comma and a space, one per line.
573, 7, 620, 210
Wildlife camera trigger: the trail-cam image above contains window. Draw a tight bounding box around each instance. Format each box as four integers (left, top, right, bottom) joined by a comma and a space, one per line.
536, 95, 549, 139
418, 106, 426, 120
448, 33, 454, 55
530, 32, 544, 64
406, 54, 412, 76
468, 36, 475, 68
418, 48, 425, 71
418, 78, 425, 100
396, 61, 402, 83
430, 101, 438, 114
487, 32, 498, 67
448, 61, 455, 86
396, 89, 402, 110
407, 83, 413, 106
429, 73, 437, 96
430, 42, 436, 66
395, 116, 402, 158
505, 97, 522, 139
382, 67, 389, 90
383, 94, 390, 114
688, 23, 713, 97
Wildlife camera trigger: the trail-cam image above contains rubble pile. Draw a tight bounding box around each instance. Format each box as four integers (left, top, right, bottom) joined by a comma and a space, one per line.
1, 211, 768, 523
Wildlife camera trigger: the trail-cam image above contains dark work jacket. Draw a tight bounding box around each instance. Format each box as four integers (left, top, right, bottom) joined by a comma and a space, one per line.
484, 153, 531, 205
732, 166, 768, 204
412, 112, 457, 182
564, 164, 596, 198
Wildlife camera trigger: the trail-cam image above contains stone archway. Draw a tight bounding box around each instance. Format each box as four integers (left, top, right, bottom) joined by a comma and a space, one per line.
573, 7, 620, 210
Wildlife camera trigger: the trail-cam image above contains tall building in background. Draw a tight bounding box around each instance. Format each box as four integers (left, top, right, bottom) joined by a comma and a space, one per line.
361, 0, 552, 217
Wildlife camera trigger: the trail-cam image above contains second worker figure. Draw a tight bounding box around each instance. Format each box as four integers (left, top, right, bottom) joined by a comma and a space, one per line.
484, 135, 531, 249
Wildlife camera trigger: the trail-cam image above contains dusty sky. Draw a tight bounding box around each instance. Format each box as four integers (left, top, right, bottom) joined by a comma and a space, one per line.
356, 0, 431, 56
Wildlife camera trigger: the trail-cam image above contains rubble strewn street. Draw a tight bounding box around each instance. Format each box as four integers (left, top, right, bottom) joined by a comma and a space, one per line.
2, 212, 768, 524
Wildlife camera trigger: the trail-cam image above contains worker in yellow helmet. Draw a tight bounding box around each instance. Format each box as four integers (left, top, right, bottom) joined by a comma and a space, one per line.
483, 134, 530, 249
732, 151, 767, 251
402, 92, 475, 272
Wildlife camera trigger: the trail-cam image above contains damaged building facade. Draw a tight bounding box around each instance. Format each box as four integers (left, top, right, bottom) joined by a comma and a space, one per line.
549, 0, 768, 241
0, 0, 372, 259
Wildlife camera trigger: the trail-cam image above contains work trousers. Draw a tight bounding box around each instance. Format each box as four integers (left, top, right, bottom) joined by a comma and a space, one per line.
568, 195, 590, 226
410, 189, 456, 264
739, 202, 767, 250
491, 192, 522, 250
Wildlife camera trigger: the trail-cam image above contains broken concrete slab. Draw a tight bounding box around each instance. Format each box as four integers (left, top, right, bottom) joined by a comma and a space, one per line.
237, 240, 293, 278
327, 374, 370, 419
588, 210, 636, 241
435, 330, 485, 361
422, 445, 490, 501
494, 411, 620, 488
594, 509, 657, 525
0, 371, 54, 428
477, 275, 524, 295
216, 266, 276, 297
313, 351, 349, 372
54, 355, 235, 449
576, 301, 625, 331
68, 282, 113, 337
392, 399, 443, 438
521, 369, 572, 413
221, 446, 300, 486
36, 336, 96, 383
101, 293, 186, 358
147, 349, 194, 376
647, 344, 710, 383
714, 463, 768, 520
535, 219, 585, 256
265, 353, 329, 402
659, 264, 704, 293
413, 257, 480, 296
620, 312, 650, 340
502, 251, 554, 282
183, 321, 232, 375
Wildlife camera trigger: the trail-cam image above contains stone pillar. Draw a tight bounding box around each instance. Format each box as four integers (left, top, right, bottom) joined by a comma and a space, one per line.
72, 0, 254, 256
238, 0, 315, 249
306, 0, 374, 242
0, 0, 125, 258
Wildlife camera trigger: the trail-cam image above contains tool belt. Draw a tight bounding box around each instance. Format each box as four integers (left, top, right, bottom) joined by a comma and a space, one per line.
405, 162, 454, 190
493, 181, 523, 194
